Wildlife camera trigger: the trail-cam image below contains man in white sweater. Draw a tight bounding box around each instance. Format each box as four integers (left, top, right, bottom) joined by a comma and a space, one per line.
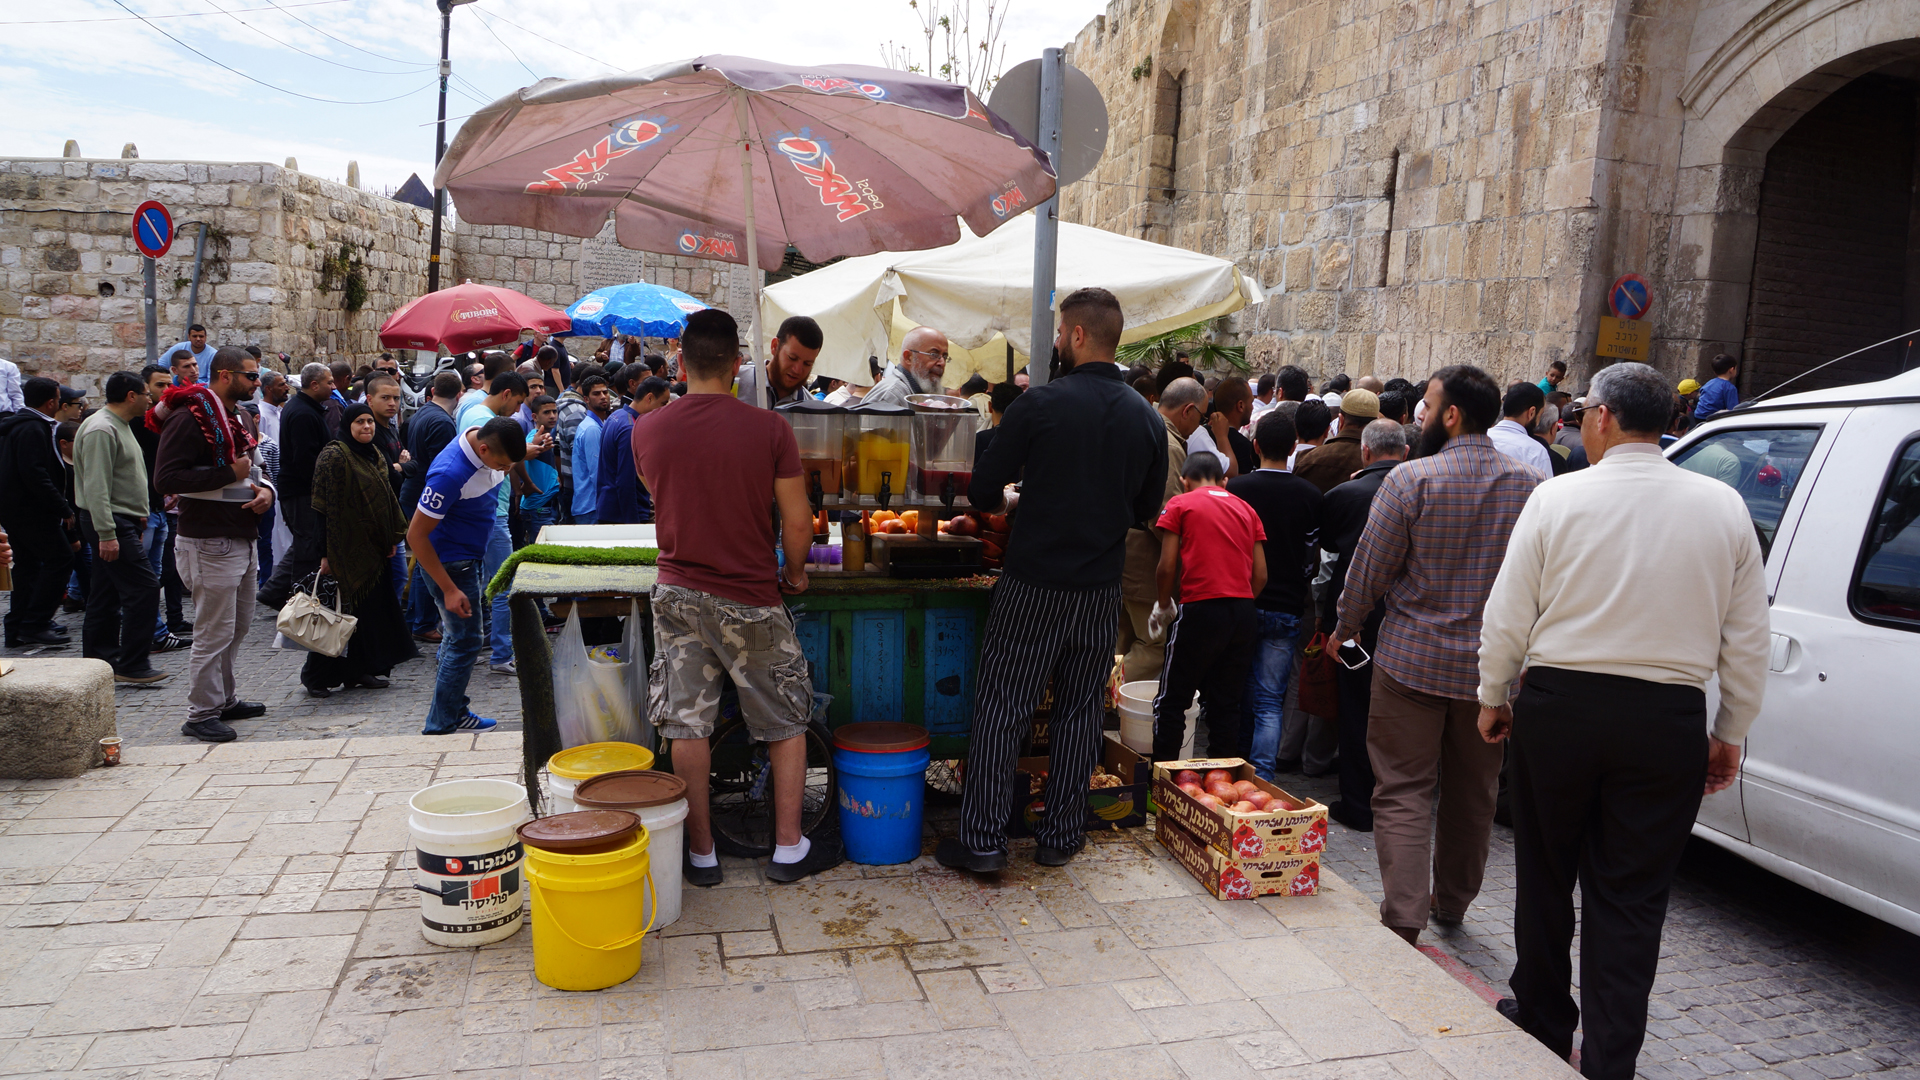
1475, 361, 1769, 1080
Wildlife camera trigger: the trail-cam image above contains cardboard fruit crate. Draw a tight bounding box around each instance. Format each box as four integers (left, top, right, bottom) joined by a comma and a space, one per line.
1151, 758, 1329, 860
1007, 734, 1151, 834
1157, 814, 1320, 898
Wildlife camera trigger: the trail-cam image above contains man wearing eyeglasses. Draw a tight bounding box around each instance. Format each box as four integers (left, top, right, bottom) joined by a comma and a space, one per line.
155, 348, 275, 743
861, 326, 949, 408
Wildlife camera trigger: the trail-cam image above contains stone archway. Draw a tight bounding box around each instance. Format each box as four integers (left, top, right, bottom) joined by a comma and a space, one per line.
1666, 0, 1920, 393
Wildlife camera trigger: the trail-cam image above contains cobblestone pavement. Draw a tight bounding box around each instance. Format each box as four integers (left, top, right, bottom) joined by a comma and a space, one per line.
7, 599, 523, 745
1278, 772, 1920, 1080
0, 735, 1578, 1080
13, 590, 1919, 1078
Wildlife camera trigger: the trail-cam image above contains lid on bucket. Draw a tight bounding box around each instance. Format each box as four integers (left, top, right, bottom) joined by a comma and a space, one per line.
832, 722, 930, 753
547, 742, 655, 781
574, 769, 688, 810
517, 810, 639, 852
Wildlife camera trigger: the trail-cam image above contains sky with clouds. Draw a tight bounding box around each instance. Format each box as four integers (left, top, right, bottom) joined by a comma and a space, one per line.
1, 0, 1103, 192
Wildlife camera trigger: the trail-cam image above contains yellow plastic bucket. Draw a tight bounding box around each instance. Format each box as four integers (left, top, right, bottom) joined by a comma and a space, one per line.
523, 826, 657, 991
546, 742, 656, 813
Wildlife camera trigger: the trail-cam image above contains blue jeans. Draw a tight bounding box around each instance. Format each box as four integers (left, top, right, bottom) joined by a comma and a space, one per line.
1242, 609, 1301, 781
146, 511, 171, 640
389, 547, 407, 606
406, 559, 438, 634
422, 559, 483, 734
256, 504, 275, 585
521, 504, 556, 541
479, 518, 513, 665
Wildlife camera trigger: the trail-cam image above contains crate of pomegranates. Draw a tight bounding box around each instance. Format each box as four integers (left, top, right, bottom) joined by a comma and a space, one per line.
1151, 759, 1328, 861
1156, 813, 1320, 899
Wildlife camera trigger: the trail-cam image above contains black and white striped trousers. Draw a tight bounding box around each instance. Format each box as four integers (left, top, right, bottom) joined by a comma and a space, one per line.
958, 574, 1123, 855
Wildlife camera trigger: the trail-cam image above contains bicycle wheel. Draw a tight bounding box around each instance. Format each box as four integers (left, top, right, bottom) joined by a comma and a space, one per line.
705, 717, 839, 858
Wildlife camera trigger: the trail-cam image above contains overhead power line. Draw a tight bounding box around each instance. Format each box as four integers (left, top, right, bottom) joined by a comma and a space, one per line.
473, 4, 619, 74
261, 0, 429, 68
0, 0, 349, 24
467, 6, 539, 81
201, 0, 434, 75
109, 0, 436, 105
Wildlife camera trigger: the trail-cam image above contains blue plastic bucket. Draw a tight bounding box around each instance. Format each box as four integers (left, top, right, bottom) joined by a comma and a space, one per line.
832, 723, 931, 865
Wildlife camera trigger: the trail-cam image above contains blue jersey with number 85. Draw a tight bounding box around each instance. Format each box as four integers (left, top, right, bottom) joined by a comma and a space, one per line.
416, 433, 503, 564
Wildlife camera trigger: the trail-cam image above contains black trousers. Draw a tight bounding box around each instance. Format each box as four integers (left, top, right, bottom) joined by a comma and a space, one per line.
958, 576, 1120, 855
1153, 597, 1256, 762
84, 536, 160, 676
258, 494, 323, 606
1507, 666, 1708, 1080
1333, 603, 1384, 827
2, 517, 72, 640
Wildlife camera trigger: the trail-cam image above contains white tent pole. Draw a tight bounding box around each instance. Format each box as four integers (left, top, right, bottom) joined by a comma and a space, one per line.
733, 88, 763, 363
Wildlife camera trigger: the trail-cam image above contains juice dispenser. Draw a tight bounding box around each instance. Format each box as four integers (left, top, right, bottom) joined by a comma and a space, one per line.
776, 400, 849, 514
907, 394, 978, 510
844, 402, 913, 511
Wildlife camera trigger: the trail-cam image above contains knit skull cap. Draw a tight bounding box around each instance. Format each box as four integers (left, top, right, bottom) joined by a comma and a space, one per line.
1339, 388, 1380, 419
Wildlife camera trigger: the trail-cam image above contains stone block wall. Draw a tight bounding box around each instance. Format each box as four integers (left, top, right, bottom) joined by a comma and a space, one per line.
0, 158, 433, 391
1059, 0, 1692, 387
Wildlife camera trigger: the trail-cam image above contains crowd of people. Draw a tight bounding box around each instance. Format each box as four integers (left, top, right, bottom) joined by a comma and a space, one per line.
0, 296, 1762, 1073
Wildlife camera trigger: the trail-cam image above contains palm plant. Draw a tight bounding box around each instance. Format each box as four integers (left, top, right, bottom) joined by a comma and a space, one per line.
1115, 320, 1248, 372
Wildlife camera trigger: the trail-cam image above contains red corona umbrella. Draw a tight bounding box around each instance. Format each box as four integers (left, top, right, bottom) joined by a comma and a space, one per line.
378, 281, 571, 354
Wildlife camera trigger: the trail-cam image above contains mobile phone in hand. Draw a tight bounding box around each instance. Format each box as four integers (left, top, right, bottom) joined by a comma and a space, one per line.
1337, 638, 1370, 670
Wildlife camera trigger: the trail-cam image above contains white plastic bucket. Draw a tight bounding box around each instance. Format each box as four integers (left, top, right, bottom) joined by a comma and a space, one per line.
544, 742, 656, 815
408, 779, 532, 947
1118, 681, 1197, 759
571, 771, 689, 930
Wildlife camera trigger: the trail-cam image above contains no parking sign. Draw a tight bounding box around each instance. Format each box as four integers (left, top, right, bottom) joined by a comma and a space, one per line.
131, 200, 174, 259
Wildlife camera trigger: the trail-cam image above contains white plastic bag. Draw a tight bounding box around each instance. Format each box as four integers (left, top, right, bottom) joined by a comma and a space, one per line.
552, 609, 642, 749
622, 599, 654, 750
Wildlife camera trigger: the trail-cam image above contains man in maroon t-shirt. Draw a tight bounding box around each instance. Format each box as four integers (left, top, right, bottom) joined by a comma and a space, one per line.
632, 308, 839, 885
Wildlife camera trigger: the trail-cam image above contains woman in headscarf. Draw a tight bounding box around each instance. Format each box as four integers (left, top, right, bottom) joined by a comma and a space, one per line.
303, 402, 418, 697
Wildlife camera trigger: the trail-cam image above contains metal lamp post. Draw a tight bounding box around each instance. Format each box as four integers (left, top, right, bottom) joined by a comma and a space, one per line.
426, 0, 477, 295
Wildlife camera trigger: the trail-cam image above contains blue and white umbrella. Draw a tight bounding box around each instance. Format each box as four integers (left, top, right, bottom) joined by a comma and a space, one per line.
564, 281, 710, 338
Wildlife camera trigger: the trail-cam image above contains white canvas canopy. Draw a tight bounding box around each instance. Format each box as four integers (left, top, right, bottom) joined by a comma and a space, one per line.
760, 216, 1265, 386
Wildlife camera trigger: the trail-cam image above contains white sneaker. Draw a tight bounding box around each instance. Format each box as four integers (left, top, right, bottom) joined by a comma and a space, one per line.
489, 661, 517, 676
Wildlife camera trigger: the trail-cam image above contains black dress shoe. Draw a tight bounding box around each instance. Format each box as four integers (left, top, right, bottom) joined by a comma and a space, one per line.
1329, 801, 1375, 833
934, 837, 1008, 873
305, 685, 332, 699
181, 718, 237, 743
1034, 845, 1076, 867
684, 850, 723, 888
220, 701, 267, 721
19, 630, 70, 647
766, 836, 845, 883
346, 675, 390, 690
1496, 998, 1522, 1024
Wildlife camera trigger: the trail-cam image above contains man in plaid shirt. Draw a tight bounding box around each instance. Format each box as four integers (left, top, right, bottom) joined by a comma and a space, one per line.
1334, 364, 1541, 944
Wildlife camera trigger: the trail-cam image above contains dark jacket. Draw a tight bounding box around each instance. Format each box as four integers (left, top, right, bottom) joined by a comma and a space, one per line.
153, 407, 269, 541
1318, 459, 1398, 628
971, 361, 1167, 590
132, 416, 163, 515
278, 391, 332, 501
1293, 430, 1365, 494
399, 400, 457, 515
0, 408, 71, 522
597, 404, 651, 524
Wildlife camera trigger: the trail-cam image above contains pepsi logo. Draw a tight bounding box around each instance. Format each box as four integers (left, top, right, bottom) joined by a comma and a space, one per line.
677, 233, 701, 254
575, 299, 605, 316
612, 118, 667, 150
776, 136, 825, 164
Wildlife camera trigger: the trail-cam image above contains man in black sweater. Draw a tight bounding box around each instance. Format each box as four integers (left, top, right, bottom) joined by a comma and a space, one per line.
0, 377, 76, 647
1225, 410, 1325, 781
256, 362, 334, 609
938, 288, 1167, 873
1318, 418, 1408, 831
400, 372, 462, 640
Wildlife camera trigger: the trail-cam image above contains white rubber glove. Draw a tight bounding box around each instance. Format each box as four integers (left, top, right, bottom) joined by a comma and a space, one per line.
1148, 599, 1178, 642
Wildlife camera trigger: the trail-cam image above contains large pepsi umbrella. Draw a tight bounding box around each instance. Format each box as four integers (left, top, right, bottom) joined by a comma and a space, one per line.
565, 281, 709, 339
433, 55, 1057, 353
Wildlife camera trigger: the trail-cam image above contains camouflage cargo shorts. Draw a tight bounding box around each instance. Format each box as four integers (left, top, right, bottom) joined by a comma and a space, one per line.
647, 584, 813, 742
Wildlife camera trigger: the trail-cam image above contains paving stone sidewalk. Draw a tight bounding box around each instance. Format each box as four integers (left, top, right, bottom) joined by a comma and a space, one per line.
0, 733, 1576, 1080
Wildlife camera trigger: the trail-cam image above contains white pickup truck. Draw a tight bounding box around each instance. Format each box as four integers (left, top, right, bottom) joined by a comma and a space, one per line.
1668, 367, 1920, 935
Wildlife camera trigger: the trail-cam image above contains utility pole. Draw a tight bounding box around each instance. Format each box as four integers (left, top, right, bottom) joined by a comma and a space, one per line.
427, 0, 475, 294
1027, 47, 1064, 387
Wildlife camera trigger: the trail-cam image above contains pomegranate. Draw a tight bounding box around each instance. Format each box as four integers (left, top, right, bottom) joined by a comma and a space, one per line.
1230, 800, 1258, 814
1173, 769, 1202, 787
1203, 769, 1233, 786
1245, 790, 1273, 811
1232, 780, 1258, 797
1178, 782, 1204, 798
1206, 781, 1240, 802
1195, 793, 1223, 810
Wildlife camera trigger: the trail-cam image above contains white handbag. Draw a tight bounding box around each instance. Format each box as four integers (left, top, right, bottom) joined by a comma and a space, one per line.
275, 573, 358, 657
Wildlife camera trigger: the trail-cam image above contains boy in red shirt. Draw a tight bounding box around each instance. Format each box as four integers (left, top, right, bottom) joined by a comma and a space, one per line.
1152, 452, 1268, 761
